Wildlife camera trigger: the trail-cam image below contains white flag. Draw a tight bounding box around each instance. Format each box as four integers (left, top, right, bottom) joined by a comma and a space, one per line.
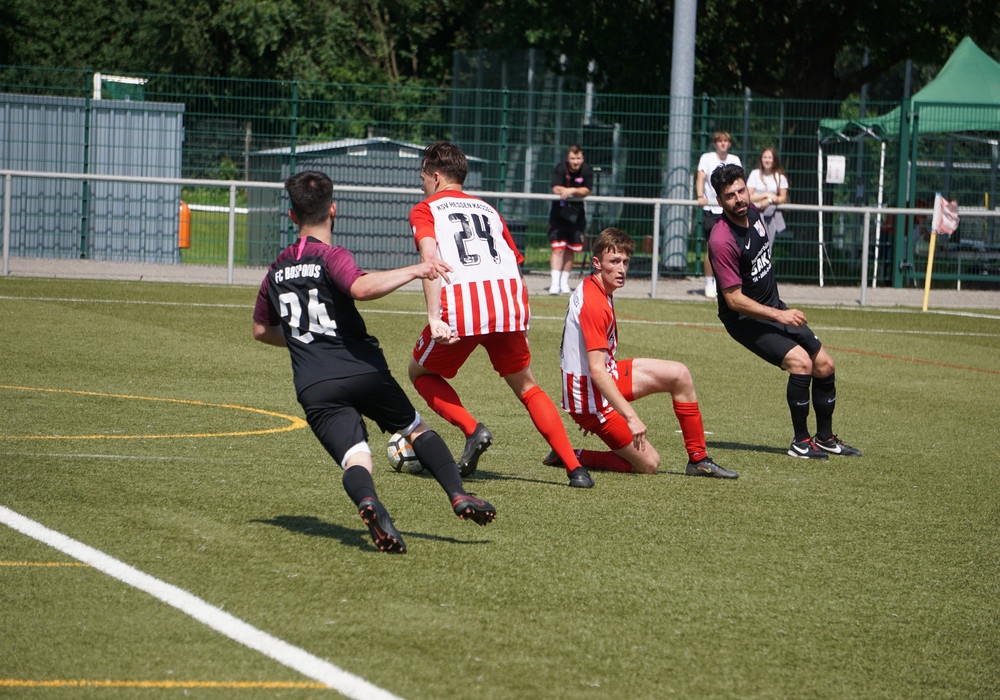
932, 194, 959, 235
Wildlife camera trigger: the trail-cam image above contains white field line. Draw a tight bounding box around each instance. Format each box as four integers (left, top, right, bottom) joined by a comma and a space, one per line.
0, 295, 249, 309
3, 294, 998, 336
538, 315, 1000, 337
0, 505, 404, 700
611, 319, 1000, 338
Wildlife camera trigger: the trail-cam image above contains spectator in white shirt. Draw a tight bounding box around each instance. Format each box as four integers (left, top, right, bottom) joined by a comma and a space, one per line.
747, 147, 789, 250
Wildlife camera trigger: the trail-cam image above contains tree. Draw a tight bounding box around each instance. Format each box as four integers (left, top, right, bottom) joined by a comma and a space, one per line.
5, 1, 998, 101
0, 0, 466, 86
698, 0, 1000, 100
461, 0, 1000, 101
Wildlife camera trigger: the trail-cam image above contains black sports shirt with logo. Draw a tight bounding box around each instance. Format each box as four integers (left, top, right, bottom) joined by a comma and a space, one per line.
548, 159, 594, 231
253, 236, 389, 396
707, 206, 785, 325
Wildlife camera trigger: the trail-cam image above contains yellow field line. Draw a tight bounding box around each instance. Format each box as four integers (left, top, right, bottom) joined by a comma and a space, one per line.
0, 679, 329, 689
0, 561, 90, 567
0, 385, 307, 439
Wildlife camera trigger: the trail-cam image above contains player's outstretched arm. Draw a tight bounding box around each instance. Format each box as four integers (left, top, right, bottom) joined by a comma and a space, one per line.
350, 259, 452, 301
411, 237, 456, 342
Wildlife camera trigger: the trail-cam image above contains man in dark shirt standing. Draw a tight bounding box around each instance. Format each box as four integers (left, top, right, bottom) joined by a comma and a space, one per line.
253, 171, 496, 553
707, 164, 861, 461
546, 145, 593, 295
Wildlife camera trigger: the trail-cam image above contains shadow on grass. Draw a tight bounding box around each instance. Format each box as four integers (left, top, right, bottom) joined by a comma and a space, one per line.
707, 440, 789, 455
250, 515, 490, 550
400, 470, 567, 488
657, 440, 788, 476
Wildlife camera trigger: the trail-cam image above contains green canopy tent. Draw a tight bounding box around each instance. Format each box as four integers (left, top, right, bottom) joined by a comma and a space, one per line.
817, 37, 1000, 286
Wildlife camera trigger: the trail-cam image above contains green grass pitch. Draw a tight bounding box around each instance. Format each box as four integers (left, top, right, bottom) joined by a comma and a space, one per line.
1, 276, 998, 698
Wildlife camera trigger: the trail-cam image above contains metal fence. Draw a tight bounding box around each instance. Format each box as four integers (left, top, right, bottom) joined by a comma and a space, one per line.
6, 171, 1000, 296
2, 64, 998, 287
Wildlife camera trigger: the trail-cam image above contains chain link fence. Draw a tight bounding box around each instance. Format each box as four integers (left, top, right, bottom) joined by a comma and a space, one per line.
2, 63, 998, 287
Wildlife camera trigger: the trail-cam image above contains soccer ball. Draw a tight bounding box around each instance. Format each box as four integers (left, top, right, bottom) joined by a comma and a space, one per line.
387, 432, 423, 474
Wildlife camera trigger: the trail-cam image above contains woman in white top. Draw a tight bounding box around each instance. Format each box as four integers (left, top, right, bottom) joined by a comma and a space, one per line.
747, 147, 789, 249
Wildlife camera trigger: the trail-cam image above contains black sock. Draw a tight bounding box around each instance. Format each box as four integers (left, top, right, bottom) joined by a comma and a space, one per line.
787, 373, 813, 441
412, 430, 466, 498
342, 464, 377, 507
812, 372, 837, 440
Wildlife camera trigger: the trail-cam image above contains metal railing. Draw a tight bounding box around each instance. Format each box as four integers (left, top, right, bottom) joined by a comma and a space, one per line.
4, 169, 1000, 298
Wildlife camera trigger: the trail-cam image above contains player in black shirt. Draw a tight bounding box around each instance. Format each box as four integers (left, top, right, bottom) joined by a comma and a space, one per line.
707, 164, 861, 461
253, 171, 496, 553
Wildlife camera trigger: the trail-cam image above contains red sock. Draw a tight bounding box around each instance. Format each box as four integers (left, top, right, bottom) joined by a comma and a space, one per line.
578, 449, 633, 472
412, 374, 478, 436
520, 386, 581, 471
673, 400, 708, 463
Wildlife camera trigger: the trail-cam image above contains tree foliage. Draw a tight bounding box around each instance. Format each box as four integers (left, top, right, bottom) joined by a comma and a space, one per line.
697, 0, 1000, 99
457, 0, 1000, 100
1, 0, 999, 99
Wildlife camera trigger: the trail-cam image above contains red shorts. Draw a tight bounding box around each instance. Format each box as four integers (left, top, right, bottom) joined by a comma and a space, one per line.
412, 328, 532, 379
569, 359, 635, 450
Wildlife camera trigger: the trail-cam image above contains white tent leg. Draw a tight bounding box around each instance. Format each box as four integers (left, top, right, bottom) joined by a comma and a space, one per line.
860, 211, 871, 306
872, 141, 886, 288
817, 143, 824, 286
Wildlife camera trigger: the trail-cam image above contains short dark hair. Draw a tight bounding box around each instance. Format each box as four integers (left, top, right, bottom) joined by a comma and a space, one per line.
567, 144, 583, 155
422, 141, 468, 185
285, 171, 333, 226
592, 227, 635, 259
710, 163, 747, 198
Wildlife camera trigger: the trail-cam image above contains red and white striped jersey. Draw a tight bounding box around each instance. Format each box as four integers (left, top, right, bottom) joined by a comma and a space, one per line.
410, 190, 528, 337
559, 275, 618, 416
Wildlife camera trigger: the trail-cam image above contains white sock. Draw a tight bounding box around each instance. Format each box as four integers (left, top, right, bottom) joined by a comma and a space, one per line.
560, 271, 570, 289
550, 270, 560, 289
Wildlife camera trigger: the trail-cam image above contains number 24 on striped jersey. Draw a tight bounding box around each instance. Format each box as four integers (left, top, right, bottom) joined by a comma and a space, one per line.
449, 212, 500, 266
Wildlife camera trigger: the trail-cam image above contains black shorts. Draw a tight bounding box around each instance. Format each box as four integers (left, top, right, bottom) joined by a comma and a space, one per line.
702, 211, 720, 239
297, 372, 417, 466
547, 223, 586, 247
724, 317, 823, 368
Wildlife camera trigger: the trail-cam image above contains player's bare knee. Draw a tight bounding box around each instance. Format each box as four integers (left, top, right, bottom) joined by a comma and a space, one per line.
673, 367, 697, 400
631, 451, 660, 474
813, 351, 835, 377
407, 358, 423, 382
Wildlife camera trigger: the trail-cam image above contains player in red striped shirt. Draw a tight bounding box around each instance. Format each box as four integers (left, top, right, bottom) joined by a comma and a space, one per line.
407, 141, 594, 488
547, 227, 737, 479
